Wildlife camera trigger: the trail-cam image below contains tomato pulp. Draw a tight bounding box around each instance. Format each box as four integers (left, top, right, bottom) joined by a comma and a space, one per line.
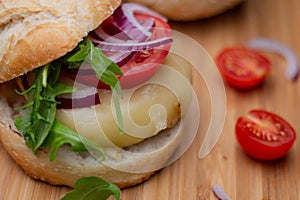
216, 47, 271, 89
235, 110, 296, 160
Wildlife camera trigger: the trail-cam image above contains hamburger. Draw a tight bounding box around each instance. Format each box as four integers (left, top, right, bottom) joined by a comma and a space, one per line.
0, 0, 194, 191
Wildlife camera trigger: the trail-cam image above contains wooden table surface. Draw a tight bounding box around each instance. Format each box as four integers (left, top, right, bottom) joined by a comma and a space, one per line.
1, 0, 300, 199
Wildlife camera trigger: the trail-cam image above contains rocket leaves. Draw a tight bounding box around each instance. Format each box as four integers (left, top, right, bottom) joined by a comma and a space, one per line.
61, 176, 121, 200
14, 38, 123, 160
14, 63, 75, 152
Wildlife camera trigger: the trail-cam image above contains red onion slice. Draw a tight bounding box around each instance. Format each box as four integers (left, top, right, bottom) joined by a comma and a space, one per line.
212, 185, 231, 200
106, 51, 136, 66
88, 16, 157, 67
96, 21, 123, 38
113, 2, 167, 41
56, 87, 100, 109
90, 17, 155, 44
246, 38, 299, 80
98, 36, 173, 52
93, 22, 132, 42
139, 18, 156, 29
93, 30, 125, 43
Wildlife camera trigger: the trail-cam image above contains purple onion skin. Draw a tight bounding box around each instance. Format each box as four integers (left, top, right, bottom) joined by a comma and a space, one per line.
56, 94, 100, 109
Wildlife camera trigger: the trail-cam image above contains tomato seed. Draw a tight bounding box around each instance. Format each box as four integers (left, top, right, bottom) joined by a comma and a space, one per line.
280, 131, 286, 136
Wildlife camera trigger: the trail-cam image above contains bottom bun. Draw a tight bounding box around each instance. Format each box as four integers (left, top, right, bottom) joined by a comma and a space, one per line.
0, 81, 186, 188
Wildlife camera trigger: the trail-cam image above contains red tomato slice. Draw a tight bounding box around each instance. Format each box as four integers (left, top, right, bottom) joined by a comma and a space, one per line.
118, 13, 171, 89
235, 110, 296, 160
216, 47, 271, 89
72, 13, 171, 89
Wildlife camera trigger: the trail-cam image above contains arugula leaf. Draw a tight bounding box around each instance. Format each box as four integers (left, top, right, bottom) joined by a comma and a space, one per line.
44, 120, 105, 161
64, 38, 123, 87
14, 64, 75, 152
83, 39, 124, 132
14, 38, 124, 160
63, 38, 91, 68
64, 38, 124, 131
61, 176, 121, 200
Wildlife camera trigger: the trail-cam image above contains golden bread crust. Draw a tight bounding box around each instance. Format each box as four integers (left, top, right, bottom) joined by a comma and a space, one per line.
0, 121, 155, 188
0, 0, 121, 83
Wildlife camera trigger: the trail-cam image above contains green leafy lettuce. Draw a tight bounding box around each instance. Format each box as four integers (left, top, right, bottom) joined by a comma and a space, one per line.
14, 63, 75, 153
61, 176, 121, 200
14, 38, 123, 160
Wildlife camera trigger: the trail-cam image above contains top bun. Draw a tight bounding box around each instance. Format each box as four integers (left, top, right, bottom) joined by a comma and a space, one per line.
124, 0, 245, 21
0, 0, 121, 83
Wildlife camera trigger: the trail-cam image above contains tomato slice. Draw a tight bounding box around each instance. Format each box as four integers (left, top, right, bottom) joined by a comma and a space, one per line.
70, 13, 171, 89
216, 47, 271, 89
235, 110, 296, 160
117, 13, 171, 89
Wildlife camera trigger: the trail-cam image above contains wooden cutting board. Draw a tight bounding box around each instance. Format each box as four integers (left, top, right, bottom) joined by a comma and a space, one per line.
1, 0, 300, 199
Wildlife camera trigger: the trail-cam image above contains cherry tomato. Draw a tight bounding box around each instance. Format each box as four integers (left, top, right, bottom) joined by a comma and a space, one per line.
71, 13, 171, 89
216, 47, 271, 89
235, 110, 296, 160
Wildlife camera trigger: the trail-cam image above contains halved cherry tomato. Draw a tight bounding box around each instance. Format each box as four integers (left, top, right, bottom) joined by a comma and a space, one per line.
68, 13, 171, 89
235, 110, 296, 160
216, 47, 271, 89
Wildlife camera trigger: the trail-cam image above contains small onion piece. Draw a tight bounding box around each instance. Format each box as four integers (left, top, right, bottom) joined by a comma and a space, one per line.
96, 21, 124, 40
92, 22, 131, 43
113, 2, 167, 41
56, 87, 100, 109
98, 36, 173, 52
107, 51, 135, 66
139, 17, 156, 30
93, 30, 126, 43
212, 185, 232, 200
246, 38, 299, 80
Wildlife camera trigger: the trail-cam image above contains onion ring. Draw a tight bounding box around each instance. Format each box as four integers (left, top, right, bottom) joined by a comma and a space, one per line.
246, 38, 299, 80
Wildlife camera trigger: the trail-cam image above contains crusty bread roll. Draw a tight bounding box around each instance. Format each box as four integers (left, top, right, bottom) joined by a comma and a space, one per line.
124, 0, 245, 21
0, 0, 121, 83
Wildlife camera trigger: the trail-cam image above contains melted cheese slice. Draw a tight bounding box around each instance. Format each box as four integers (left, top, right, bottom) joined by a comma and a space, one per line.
56, 53, 193, 147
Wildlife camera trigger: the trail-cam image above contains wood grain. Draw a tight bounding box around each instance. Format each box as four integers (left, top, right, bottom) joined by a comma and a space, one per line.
1, 0, 300, 199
